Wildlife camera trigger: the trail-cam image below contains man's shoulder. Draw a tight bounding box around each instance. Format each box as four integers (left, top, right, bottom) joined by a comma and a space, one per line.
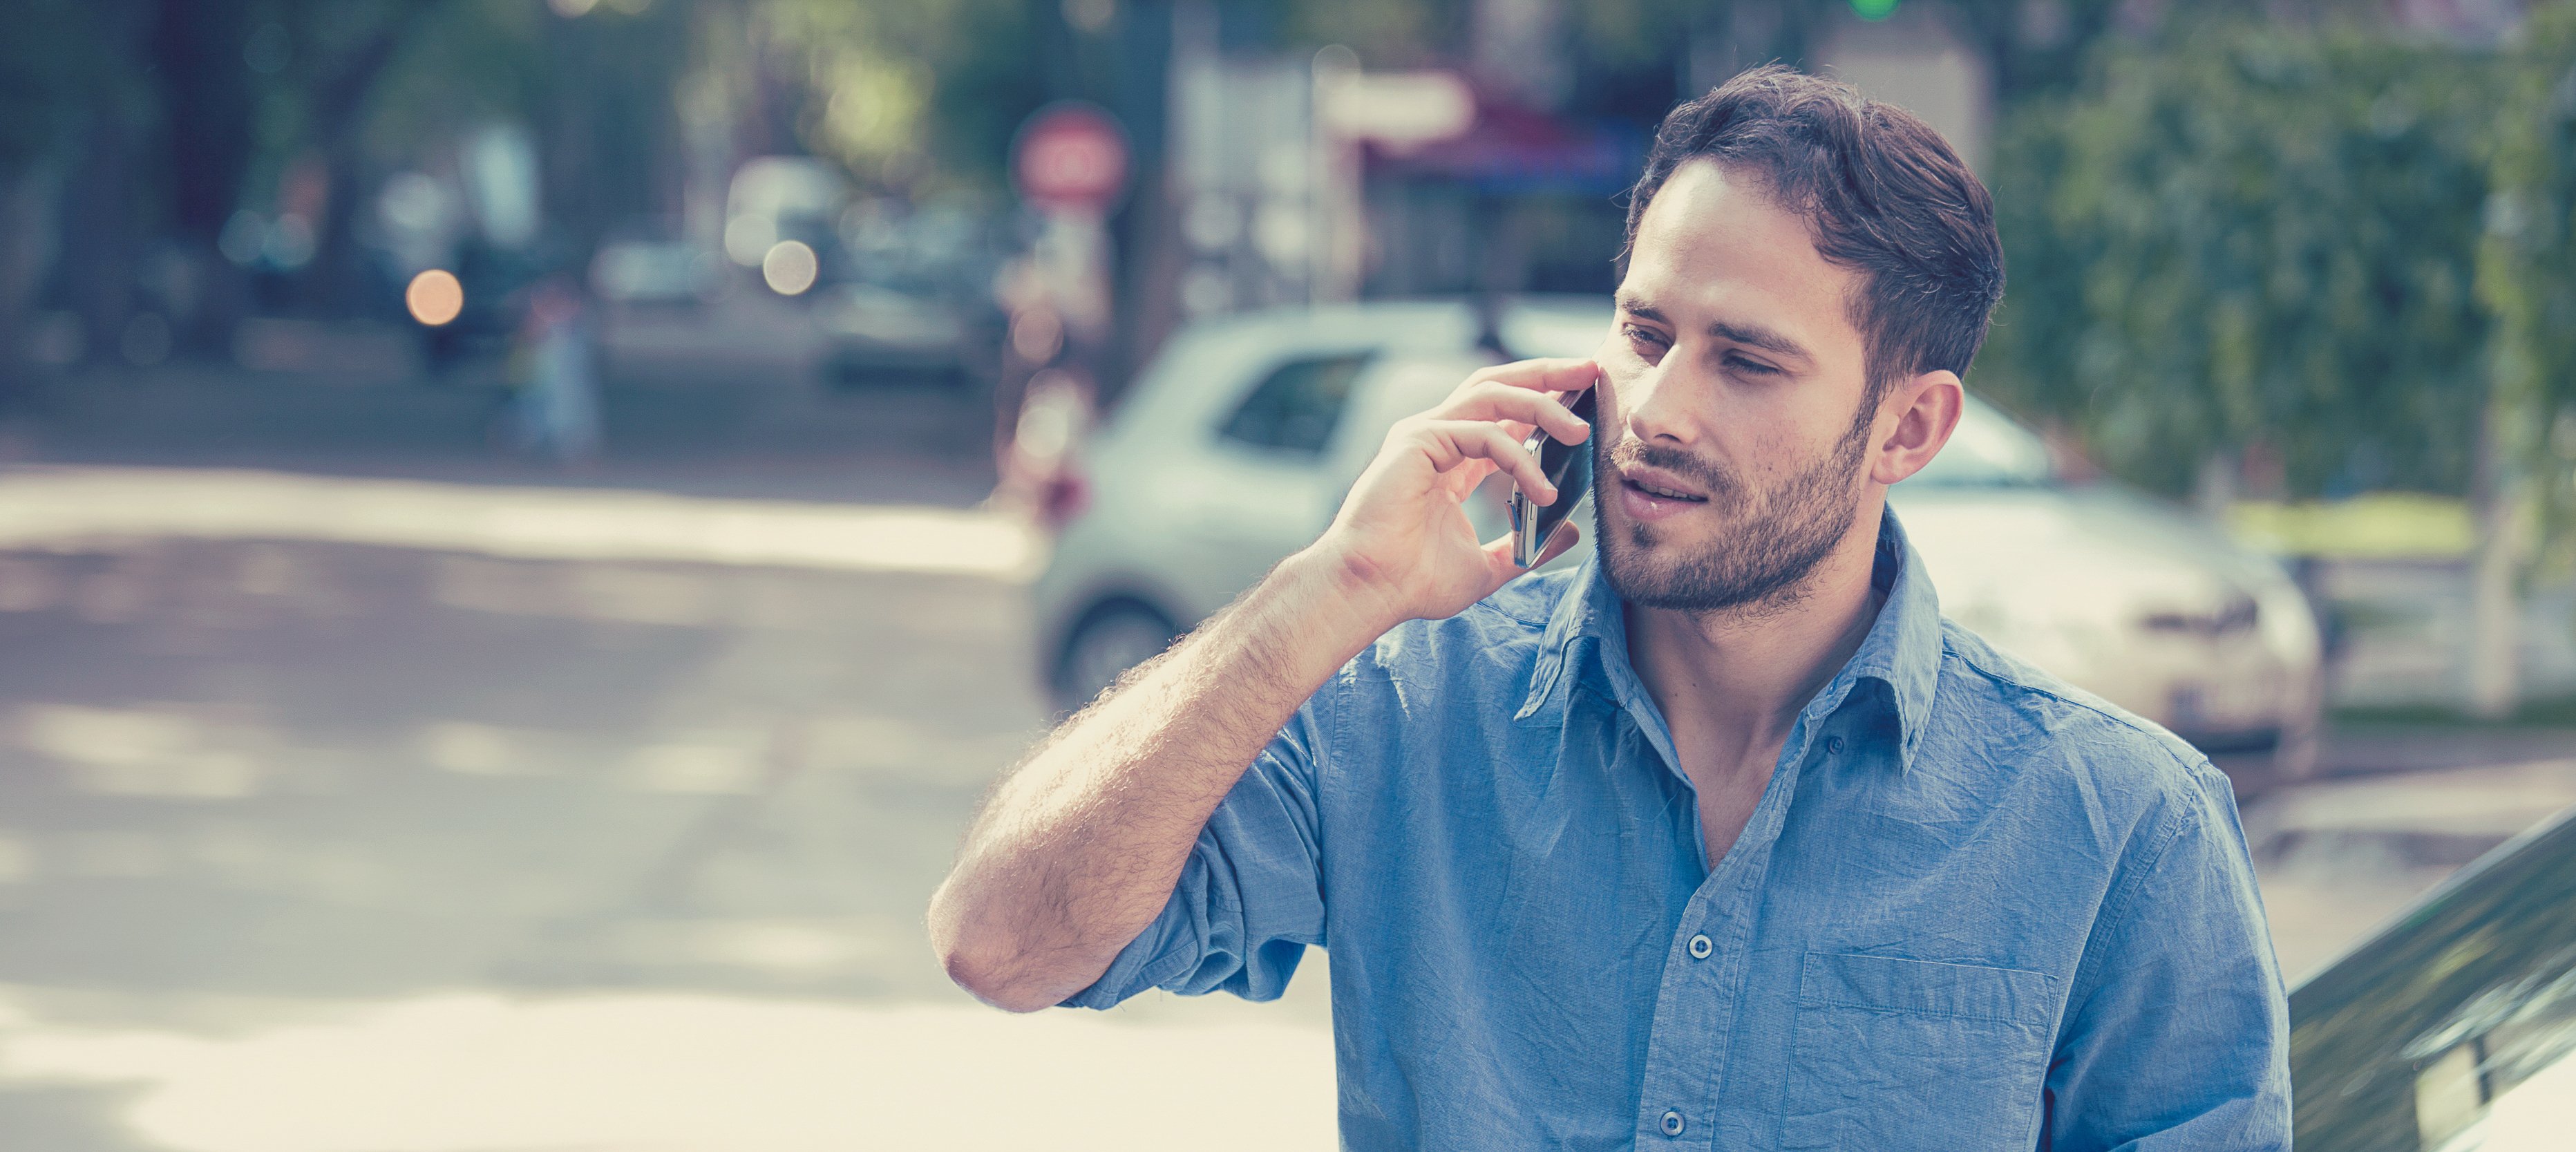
1924, 618, 2231, 822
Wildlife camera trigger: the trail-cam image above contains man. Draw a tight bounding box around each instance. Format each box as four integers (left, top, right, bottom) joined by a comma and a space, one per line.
930, 66, 2291, 1150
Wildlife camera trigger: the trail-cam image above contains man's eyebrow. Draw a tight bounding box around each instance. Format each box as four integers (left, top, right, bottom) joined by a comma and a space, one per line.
1709, 319, 1811, 363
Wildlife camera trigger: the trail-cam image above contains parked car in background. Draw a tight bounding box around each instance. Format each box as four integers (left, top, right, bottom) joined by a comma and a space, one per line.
2287, 802, 2576, 1149
589, 231, 727, 308
817, 200, 1003, 387
815, 282, 978, 384
1031, 299, 2324, 778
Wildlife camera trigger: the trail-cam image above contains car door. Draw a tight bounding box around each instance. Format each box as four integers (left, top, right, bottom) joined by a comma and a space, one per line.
1157, 346, 1383, 617
2288, 804, 2576, 1150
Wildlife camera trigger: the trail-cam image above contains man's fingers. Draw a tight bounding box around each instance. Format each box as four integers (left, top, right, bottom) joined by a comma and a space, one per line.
1408, 420, 1555, 504
1465, 357, 1600, 396
1439, 381, 1592, 446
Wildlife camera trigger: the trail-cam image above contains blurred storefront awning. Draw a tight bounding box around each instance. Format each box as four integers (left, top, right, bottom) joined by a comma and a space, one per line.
1363, 96, 1640, 196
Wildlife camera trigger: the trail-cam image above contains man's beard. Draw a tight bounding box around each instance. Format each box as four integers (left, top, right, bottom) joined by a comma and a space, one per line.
1593, 395, 1875, 616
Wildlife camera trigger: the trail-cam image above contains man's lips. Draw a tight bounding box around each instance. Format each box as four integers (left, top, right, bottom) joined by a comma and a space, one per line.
1613, 464, 1709, 503
1612, 462, 1710, 525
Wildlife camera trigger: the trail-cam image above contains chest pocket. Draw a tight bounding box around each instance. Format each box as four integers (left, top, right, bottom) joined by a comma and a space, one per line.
1778, 952, 2058, 1152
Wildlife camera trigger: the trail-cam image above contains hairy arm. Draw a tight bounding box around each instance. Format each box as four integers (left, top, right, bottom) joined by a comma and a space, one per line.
928, 551, 1383, 1011
927, 357, 1599, 1012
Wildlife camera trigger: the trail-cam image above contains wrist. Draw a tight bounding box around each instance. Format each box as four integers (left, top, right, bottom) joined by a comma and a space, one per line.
1268, 542, 1408, 661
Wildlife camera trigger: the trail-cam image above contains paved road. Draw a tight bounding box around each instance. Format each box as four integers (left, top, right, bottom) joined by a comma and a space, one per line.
0, 469, 1335, 1152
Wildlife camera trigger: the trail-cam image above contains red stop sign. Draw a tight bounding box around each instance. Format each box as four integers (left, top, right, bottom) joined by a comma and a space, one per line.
1012, 103, 1130, 214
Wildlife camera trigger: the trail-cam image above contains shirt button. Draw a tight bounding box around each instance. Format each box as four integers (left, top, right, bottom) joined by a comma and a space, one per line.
1826, 735, 1846, 755
1687, 933, 1713, 959
1660, 1109, 1685, 1137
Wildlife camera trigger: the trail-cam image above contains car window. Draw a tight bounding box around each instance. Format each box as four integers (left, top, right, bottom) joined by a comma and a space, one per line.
2288, 806, 2576, 1150
1900, 397, 2055, 487
1218, 352, 1375, 455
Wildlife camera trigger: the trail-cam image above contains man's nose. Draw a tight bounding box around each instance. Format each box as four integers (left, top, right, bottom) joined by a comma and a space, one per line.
1616, 361, 1696, 446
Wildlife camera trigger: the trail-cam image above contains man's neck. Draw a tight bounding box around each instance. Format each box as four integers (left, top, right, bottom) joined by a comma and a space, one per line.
1622, 506, 1891, 780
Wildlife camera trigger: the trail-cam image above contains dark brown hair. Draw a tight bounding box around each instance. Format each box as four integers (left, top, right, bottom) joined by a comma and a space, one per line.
1622, 65, 2005, 394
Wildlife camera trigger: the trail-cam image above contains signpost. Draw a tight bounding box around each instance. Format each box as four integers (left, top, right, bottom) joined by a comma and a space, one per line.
997, 103, 1130, 519
1012, 103, 1130, 217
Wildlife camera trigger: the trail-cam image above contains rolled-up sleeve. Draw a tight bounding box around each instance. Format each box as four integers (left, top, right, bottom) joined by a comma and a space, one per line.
1057, 678, 1332, 1010
2043, 762, 2292, 1151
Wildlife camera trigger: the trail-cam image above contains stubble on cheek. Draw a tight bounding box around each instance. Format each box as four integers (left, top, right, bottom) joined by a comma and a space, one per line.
1593, 402, 1876, 614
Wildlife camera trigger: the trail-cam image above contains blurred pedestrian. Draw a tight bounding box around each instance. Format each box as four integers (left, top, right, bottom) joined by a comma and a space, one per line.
992, 366, 1095, 529
501, 274, 600, 466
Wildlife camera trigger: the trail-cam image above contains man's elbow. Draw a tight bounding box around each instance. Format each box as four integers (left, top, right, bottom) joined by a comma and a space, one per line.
937, 936, 1064, 1014
928, 882, 1073, 1013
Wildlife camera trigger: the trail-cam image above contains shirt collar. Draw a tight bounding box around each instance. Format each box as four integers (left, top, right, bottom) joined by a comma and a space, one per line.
1515, 507, 1944, 769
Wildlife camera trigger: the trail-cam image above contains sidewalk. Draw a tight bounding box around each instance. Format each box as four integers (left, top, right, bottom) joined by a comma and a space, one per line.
0, 464, 1036, 580
2243, 755, 2576, 981
6, 351, 999, 508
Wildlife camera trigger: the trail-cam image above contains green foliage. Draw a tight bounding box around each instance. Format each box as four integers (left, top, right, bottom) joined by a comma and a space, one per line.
1980, 21, 2499, 499
1269, 0, 1470, 66
757, 0, 1043, 191
360, 0, 551, 162
0, 0, 107, 171
2481, 3, 2576, 557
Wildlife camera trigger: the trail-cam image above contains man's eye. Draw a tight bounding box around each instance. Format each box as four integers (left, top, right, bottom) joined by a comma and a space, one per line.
1622, 324, 1668, 352
1725, 353, 1781, 377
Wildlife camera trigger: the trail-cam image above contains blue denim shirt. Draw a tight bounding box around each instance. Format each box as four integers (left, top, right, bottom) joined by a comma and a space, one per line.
1066, 511, 2291, 1151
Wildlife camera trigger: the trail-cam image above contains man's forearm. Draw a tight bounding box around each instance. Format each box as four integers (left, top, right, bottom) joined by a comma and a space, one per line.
928, 547, 1390, 1011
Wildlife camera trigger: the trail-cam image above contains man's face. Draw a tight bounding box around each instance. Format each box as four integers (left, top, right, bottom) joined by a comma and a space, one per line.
1593, 159, 1882, 615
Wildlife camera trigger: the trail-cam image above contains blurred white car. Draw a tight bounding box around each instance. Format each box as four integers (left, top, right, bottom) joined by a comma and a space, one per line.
1032, 300, 2323, 777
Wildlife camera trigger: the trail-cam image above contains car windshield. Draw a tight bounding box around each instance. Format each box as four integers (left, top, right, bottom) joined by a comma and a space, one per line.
1901, 397, 2056, 488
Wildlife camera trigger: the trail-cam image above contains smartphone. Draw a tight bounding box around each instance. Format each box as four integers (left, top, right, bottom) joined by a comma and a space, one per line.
1508, 384, 1597, 568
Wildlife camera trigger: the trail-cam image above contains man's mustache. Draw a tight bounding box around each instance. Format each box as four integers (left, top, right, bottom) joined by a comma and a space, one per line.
1601, 436, 1741, 504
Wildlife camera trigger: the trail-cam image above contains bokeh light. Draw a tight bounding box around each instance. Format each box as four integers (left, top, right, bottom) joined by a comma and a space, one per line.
761, 240, 819, 296
405, 269, 465, 326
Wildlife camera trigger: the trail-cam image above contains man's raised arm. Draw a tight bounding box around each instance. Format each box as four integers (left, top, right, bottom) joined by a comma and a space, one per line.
926, 358, 1597, 1012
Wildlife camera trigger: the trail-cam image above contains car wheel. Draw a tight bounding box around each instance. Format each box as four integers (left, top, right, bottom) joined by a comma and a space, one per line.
1054, 601, 1180, 714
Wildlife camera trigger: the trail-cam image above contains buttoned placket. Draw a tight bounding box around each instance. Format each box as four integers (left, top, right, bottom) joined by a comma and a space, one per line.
1626, 671, 1867, 1151
1629, 717, 1838, 1146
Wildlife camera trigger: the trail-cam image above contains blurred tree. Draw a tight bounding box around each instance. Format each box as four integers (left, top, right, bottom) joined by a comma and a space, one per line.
538, 1, 694, 259
1980, 12, 2576, 716
0, 0, 97, 401
151, 0, 261, 354
1272, 0, 1471, 66
288, 0, 456, 310
2465, 1, 2576, 715
57, 0, 160, 366
757, 0, 1045, 192
1943, 0, 2130, 103
1978, 21, 2495, 500
0, 0, 93, 169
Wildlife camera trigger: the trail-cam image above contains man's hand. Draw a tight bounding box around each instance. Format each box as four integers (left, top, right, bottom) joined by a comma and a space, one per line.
1316, 357, 1598, 630
930, 357, 1596, 1012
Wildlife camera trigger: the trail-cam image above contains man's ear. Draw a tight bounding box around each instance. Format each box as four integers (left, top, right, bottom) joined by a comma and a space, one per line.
1868, 369, 1963, 487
